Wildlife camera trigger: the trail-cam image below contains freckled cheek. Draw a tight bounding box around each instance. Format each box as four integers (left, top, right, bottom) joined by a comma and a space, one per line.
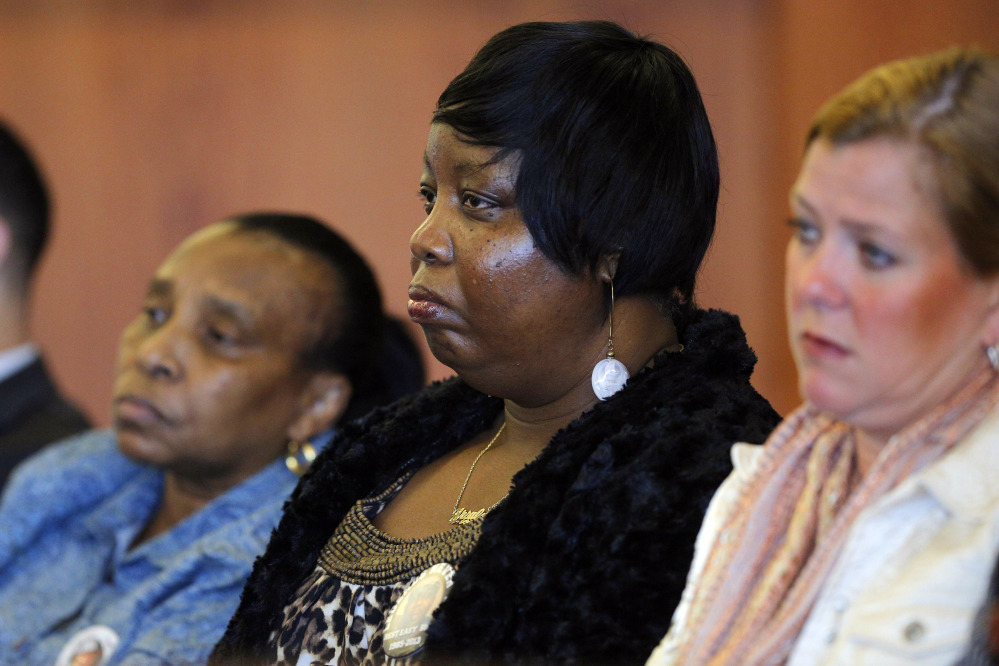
466, 249, 532, 292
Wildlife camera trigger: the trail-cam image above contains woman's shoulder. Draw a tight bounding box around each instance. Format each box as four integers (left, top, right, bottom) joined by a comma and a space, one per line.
0, 430, 151, 565
210, 379, 502, 663
679, 307, 761, 378
909, 400, 999, 521
423, 314, 779, 662
2, 429, 145, 512
616, 307, 781, 446
519, 306, 780, 539
301, 377, 497, 488
261, 377, 499, 561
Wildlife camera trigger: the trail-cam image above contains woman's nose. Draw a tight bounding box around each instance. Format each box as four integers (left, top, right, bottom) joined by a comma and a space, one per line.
409, 209, 453, 266
789, 244, 848, 310
133, 325, 184, 381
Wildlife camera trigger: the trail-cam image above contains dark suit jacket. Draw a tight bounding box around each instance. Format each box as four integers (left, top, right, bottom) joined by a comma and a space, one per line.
0, 356, 91, 488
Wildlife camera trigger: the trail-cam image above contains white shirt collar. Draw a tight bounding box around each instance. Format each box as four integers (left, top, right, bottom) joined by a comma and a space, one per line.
909, 401, 999, 521
0, 342, 39, 383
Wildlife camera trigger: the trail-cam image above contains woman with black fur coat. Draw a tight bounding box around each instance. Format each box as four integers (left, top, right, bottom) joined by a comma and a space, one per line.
212, 20, 780, 666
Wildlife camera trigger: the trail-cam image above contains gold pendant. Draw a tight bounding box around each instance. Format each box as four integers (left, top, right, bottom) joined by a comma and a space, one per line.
449, 507, 486, 525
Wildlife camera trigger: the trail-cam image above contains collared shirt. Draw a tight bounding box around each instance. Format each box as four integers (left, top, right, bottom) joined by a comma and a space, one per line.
649, 403, 999, 666
0, 342, 38, 384
0, 429, 305, 666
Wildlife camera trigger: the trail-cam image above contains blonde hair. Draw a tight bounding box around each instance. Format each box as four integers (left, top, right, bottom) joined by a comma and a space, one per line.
808, 47, 999, 276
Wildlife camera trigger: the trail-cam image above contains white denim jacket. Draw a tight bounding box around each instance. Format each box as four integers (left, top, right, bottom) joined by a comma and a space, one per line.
648, 403, 999, 666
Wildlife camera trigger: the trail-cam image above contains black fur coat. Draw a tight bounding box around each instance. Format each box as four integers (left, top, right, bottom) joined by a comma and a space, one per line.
212, 308, 780, 665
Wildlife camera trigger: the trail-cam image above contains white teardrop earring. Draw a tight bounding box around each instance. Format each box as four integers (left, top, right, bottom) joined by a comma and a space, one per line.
987, 343, 999, 371
591, 279, 629, 400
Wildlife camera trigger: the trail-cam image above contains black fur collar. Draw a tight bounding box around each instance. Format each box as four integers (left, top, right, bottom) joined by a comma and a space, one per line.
213, 308, 780, 665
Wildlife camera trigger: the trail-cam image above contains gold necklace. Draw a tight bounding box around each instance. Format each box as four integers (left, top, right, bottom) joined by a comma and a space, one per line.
449, 422, 508, 525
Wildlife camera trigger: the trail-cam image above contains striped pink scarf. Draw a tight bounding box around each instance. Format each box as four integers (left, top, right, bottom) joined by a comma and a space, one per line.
674, 366, 999, 666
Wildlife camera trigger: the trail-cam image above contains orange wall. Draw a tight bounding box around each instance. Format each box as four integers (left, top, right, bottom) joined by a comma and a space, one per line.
0, 1, 995, 425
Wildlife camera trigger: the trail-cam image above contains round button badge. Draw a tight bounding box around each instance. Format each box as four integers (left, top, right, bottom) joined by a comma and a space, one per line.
55, 625, 120, 666
383, 563, 455, 659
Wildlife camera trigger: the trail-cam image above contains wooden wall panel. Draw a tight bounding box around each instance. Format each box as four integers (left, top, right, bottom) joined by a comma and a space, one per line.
0, 1, 787, 422
0, 1, 994, 425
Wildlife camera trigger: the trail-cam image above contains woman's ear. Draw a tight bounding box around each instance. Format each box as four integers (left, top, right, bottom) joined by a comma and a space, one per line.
596, 251, 621, 284
981, 279, 999, 351
287, 372, 352, 442
0, 219, 12, 271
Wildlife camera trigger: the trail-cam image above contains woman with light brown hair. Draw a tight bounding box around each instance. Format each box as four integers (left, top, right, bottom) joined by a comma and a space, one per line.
649, 47, 999, 666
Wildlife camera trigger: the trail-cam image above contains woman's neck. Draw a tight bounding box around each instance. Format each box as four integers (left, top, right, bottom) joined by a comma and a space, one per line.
853, 429, 885, 479
131, 472, 226, 548
502, 294, 679, 455
851, 362, 998, 478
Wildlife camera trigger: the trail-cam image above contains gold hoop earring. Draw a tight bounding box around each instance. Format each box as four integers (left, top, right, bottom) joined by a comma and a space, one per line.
591, 279, 629, 400
285, 440, 317, 476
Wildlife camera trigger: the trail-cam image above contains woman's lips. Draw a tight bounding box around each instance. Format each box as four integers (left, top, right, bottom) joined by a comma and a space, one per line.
407, 299, 447, 322
799, 332, 849, 360
113, 395, 168, 427
407, 285, 448, 323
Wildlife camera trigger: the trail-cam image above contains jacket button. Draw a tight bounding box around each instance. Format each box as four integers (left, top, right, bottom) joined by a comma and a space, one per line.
903, 621, 926, 642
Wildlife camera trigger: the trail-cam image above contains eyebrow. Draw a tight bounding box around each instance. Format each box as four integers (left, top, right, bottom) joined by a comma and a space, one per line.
200, 294, 255, 327
791, 193, 896, 237
422, 151, 489, 176
146, 278, 173, 298
147, 278, 255, 324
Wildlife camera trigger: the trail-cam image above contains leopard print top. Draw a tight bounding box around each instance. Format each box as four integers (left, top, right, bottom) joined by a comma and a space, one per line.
267, 473, 486, 665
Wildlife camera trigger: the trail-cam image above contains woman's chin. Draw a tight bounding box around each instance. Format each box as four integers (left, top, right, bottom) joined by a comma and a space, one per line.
422, 329, 470, 372
115, 430, 168, 467
800, 377, 856, 420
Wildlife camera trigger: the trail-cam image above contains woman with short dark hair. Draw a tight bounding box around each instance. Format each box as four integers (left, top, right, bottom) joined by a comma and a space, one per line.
432, 20, 719, 310
214, 21, 779, 666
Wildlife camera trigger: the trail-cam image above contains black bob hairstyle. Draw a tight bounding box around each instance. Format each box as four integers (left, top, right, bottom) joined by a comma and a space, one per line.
227, 212, 425, 422
434, 20, 719, 317
0, 120, 50, 288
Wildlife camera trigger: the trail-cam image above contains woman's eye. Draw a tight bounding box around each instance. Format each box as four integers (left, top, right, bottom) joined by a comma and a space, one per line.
462, 193, 491, 210
205, 327, 236, 346
859, 242, 896, 269
788, 217, 820, 245
419, 187, 436, 214
143, 306, 168, 326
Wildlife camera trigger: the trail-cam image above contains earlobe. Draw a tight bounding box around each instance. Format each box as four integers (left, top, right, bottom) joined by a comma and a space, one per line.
287, 373, 352, 442
990, 280, 999, 309
596, 251, 621, 283
0, 220, 11, 269
980, 281, 999, 356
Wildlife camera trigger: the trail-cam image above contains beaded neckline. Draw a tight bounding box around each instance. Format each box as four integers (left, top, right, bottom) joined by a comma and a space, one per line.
317, 472, 487, 585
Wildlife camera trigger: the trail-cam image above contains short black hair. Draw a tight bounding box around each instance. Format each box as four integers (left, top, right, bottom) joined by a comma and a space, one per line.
434, 20, 719, 316
228, 212, 424, 421
0, 120, 50, 288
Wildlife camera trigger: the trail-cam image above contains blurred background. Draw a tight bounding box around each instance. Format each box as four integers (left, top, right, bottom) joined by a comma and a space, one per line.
1, 0, 995, 425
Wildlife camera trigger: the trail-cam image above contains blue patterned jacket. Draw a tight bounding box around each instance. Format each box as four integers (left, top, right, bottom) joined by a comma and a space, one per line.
0, 429, 303, 666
